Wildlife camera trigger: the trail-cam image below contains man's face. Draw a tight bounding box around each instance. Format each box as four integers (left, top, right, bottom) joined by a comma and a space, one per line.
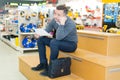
54, 9, 65, 23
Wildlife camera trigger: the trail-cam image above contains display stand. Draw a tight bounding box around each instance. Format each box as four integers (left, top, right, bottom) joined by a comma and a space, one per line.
18, 5, 39, 53
0, 5, 19, 51
0, 3, 54, 53
1, 4, 39, 53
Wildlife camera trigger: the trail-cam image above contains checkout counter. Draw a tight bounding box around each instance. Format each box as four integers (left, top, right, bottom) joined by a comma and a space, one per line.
77, 30, 120, 56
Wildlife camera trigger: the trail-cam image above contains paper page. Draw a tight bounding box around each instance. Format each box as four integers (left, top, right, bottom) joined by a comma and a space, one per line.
35, 29, 52, 37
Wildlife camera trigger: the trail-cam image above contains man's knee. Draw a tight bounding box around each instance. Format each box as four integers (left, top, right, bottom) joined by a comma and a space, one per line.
50, 39, 59, 46
37, 37, 45, 44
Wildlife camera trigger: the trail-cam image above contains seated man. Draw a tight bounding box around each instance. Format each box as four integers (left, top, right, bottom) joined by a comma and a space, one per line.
31, 4, 78, 76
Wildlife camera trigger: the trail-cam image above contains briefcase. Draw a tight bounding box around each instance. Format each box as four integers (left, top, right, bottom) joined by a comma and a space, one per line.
48, 57, 71, 78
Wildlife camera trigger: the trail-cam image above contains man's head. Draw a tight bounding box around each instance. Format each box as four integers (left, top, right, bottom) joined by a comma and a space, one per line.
56, 5, 68, 15
54, 5, 68, 23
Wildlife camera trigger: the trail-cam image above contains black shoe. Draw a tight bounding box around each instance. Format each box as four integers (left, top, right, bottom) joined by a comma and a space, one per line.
31, 63, 48, 71
40, 69, 48, 76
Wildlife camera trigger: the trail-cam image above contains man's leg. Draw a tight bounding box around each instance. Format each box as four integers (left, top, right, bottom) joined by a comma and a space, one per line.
32, 37, 52, 71
40, 39, 77, 76
50, 39, 77, 60
37, 37, 52, 64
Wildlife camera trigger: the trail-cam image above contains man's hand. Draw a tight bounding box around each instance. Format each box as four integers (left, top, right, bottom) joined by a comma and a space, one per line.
34, 33, 40, 39
59, 16, 67, 25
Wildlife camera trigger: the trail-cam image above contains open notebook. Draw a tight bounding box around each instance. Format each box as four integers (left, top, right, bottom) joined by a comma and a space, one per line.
35, 29, 52, 37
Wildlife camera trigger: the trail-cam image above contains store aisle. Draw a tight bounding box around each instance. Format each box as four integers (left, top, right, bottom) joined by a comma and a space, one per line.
0, 40, 28, 80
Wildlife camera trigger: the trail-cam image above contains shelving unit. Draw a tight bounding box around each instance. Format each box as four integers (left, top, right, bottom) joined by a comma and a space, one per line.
0, 34, 19, 50
0, 2, 54, 53
0, 5, 19, 51
18, 5, 39, 53
0, 14, 5, 32
0, 5, 39, 53
17, 4, 53, 53
19, 32, 38, 53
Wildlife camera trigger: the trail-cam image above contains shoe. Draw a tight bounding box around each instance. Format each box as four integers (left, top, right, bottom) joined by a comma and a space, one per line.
31, 63, 48, 71
40, 69, 48, 76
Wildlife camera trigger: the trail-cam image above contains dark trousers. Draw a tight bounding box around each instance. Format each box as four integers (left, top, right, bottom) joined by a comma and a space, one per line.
37, 36, 77, 64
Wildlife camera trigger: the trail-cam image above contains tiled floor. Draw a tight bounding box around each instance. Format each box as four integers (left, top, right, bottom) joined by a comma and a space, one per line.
0, 40, 37, 80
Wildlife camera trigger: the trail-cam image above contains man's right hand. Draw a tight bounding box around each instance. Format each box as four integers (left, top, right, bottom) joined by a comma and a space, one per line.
34, 33, 40, 39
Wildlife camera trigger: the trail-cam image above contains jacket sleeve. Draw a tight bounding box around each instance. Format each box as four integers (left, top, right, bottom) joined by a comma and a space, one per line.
45, 19, 55, 33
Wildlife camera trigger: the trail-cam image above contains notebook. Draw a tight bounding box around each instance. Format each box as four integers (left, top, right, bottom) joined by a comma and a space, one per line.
35, 29, 52, 37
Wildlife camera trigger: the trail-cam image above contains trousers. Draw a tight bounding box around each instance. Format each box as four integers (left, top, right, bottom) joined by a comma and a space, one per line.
37, 36, 77, 64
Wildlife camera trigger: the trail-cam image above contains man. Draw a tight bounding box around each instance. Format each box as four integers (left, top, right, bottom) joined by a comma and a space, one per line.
31, 5, 78, 76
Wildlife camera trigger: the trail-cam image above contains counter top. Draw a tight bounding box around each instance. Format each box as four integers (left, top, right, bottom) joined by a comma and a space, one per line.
77, 30, 120, 37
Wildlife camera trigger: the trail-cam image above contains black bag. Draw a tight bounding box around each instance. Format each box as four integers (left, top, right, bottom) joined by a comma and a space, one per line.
48, 57, 71, 78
